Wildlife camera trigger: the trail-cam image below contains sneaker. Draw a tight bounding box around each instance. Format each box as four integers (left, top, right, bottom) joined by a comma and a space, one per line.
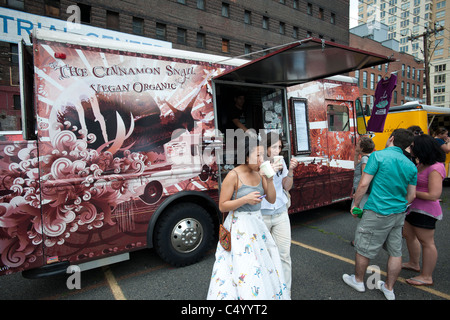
377, 280, 395, 300
342, 274, 365, 292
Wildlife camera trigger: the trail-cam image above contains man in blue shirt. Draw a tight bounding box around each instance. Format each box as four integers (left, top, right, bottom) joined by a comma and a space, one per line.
343, 129, 417, 300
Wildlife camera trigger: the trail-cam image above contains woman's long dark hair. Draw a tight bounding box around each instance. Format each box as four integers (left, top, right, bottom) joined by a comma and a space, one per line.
412, 134, 446, 165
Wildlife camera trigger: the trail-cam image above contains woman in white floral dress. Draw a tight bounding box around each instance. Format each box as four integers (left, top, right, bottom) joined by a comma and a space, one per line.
207, 140, 290, 300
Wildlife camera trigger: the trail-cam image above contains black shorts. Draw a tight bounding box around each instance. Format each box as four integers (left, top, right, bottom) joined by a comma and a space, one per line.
405, 211, 437, 230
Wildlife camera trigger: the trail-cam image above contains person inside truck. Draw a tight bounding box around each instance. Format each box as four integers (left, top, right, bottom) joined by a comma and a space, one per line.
432, 127, 450, 154
227, 92, 249, 133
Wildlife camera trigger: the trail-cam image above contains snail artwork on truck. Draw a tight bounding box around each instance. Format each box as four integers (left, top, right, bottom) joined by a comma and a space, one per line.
0, 30, 393, 278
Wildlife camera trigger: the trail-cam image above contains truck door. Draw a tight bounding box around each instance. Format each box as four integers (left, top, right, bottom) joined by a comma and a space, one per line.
326, 100, 355, 202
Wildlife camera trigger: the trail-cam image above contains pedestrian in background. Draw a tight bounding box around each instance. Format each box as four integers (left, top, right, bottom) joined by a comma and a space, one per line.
351, 135, 375, 210
433, 127, 450, 154
261, 132, 298, 296
402, 134, 446, 287
343, 129, 417, 300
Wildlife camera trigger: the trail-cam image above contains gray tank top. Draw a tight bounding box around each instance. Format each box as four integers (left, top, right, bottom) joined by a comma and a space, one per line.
231, 170, 264, 212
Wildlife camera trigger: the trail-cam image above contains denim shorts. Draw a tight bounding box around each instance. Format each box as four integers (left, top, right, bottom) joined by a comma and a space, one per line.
354, 210, 406, 259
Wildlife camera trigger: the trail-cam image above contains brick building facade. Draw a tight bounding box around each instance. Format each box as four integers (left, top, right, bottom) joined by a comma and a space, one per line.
349, 33, 424, 111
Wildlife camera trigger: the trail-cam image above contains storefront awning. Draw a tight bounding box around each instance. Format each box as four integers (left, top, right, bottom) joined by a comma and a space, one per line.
215, 38, 395, 86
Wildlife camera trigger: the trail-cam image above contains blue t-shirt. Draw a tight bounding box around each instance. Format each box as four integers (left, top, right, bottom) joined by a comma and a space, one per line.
363, 146, 417, 215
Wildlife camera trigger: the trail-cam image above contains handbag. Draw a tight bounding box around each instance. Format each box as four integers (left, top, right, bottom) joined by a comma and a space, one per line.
219, 170, 238, 251
219, 220, 231, 251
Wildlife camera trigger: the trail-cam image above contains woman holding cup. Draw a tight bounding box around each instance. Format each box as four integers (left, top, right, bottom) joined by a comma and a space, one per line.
260, 132, 298, 296
207, 136, 290, 300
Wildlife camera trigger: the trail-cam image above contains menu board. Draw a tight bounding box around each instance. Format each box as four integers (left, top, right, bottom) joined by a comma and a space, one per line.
290, 98, 311, 154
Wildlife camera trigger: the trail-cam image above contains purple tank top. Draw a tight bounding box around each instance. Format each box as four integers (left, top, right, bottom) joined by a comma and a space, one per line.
367, 74, 397, 132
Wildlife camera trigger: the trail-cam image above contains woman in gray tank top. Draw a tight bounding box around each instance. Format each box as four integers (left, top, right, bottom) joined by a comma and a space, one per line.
207, 138, 290, 300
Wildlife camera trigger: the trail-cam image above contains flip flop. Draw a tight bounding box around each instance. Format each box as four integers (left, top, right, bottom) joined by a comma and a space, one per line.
402, 264, 420, 272
406, 278, 433, 287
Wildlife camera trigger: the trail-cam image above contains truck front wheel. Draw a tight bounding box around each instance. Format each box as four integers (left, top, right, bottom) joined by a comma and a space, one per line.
154, 203, 214, 267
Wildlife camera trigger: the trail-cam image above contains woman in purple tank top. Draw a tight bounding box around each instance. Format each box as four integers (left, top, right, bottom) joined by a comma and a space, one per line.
402, 134, 446, 287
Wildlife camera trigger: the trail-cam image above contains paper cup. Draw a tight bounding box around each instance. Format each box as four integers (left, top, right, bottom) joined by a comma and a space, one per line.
260, 160, 275, 178
273, 155, 283, 165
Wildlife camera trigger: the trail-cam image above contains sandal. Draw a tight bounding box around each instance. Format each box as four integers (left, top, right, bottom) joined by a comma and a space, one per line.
406, 278, 433, 286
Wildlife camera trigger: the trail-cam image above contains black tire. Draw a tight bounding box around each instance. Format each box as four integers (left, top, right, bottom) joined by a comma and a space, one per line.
154, 202, 214, 267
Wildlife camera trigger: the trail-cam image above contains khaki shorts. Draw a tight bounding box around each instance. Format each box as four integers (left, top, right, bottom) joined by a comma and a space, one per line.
354, 210, 406, 259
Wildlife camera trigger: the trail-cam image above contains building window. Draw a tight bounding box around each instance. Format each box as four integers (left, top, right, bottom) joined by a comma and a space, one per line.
306, 30, 312, 37
244, 44, 252, 55
307, 3, 313, 15
318, 7, 324, 20
293, 26, 298, 39
197, 0, 205, 10
370, 73, 375, 90
6, 0, 24, 10
363, 71, 367, 88
294, 0, 299, 9
177, 28, 187, 45
178, 0, 186, 4
10, 43, 18, 65
132, 17, 144, 36
156, 23, 167, 41
106, 10, 120, 31
78, 3, 91, 24
222, 3, 229, 17
331, 12, 336, 24
222, 39, 230, 53
13, 95, 21, 110
244, 10, 252, 24
45, 0, 60, 18
196, 32, 206, 48
262, 16, 269, 29
279, 22, 285, 34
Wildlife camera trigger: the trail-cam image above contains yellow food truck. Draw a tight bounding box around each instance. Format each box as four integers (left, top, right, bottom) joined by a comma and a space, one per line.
365, 101, 450, 176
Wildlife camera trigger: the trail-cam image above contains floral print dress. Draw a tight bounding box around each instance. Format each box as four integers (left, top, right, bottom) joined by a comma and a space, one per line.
207, 176, 290, 300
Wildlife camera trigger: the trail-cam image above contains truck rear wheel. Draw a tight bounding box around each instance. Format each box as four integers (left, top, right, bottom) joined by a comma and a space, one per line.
154, 202, 214, 267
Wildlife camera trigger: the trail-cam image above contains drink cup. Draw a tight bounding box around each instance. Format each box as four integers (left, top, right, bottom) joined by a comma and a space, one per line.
273, 155, 283, 165
260, 160, 275, 178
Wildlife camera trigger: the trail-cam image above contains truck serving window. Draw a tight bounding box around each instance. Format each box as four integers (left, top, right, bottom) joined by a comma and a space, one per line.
327, 104, 349, 132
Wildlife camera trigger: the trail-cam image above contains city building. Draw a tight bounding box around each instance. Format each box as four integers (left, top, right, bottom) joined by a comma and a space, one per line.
356, 0, 450, 107
350, 22, 424, 110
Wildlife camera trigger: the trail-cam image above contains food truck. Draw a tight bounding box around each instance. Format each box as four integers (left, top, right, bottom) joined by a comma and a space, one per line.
367, 101, 450, 176
0, 29, 392, 277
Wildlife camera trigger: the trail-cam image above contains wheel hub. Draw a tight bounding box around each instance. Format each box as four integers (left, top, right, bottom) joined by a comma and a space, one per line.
171, 218, 203, 253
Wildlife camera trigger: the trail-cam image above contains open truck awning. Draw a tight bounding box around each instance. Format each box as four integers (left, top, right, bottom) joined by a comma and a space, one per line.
215, 38, 395, 86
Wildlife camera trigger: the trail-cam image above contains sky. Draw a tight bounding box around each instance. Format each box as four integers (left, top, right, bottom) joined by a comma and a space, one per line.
349, 0, 358, 28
